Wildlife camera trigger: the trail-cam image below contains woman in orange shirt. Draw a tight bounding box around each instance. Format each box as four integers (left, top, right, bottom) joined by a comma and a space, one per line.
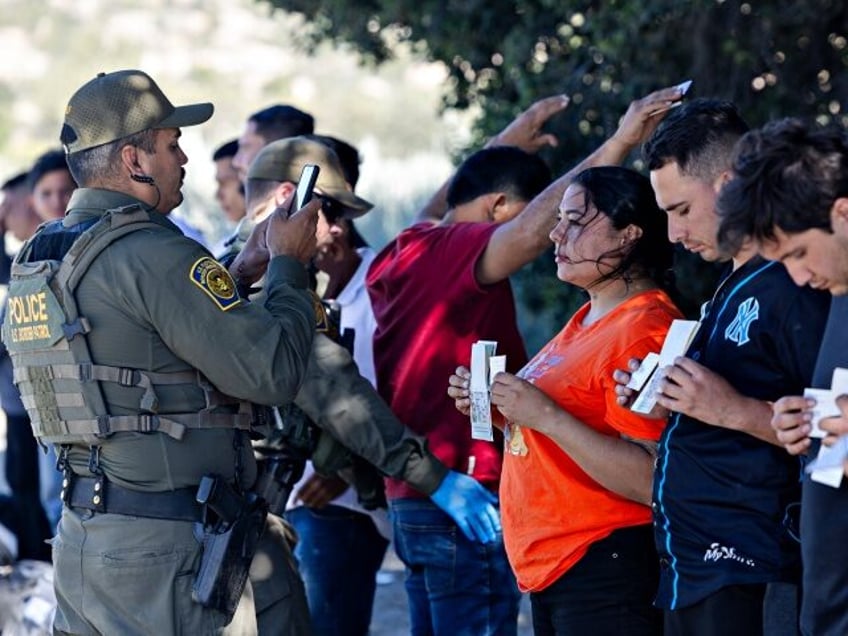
449, 166, 680, 636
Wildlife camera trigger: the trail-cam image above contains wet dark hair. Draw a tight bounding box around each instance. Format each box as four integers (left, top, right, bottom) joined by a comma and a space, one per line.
28, 149, 75, 192
569, 166, 674, 291
717, 117, 848, 254
212, 139, 239, 161
249, 104, 314, 142
643, 99, 749, 183
446, 146, 552, 208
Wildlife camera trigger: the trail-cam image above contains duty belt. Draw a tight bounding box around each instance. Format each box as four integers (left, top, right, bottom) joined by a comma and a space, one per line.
64, 474, 203, 523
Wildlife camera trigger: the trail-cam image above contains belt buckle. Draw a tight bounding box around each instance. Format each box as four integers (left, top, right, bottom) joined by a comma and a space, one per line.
138, 414, 159, 433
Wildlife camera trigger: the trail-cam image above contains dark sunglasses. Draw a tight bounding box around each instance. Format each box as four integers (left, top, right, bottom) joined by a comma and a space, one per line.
315, 194, 345, 222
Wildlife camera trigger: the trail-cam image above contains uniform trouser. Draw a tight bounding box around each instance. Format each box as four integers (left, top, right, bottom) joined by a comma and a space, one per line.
52, 507, 310, 636
251, 513, 312, 636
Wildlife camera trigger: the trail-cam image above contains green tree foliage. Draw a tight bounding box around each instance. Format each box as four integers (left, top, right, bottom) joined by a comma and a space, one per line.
271, 0, 848, 348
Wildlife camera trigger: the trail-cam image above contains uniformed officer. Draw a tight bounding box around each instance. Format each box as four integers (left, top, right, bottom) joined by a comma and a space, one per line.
230, 138, 515, 634
238, 137, 511, 500
1, 70, 320, 635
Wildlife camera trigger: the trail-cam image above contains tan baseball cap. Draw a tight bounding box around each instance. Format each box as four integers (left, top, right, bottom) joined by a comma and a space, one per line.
61, 69, 213, 154
247, 137, 373, 218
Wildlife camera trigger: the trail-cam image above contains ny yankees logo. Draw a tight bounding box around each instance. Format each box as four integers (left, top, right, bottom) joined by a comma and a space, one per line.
725, 297, 759, 345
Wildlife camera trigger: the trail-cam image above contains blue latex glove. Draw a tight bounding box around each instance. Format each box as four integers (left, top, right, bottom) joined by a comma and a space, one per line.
429, 470, 501, 544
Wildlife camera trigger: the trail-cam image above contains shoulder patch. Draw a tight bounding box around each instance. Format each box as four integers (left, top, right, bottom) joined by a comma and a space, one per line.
189, 257, 242, 311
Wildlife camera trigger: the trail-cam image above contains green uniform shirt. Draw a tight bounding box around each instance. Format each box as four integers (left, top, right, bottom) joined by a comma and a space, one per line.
296, 331, 448, 495
220, 221, 449, 497
58, 189, 314, 491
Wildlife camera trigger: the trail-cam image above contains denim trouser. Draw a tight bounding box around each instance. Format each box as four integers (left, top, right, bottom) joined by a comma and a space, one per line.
287, 505, 389, 636
390, 498, 520, 636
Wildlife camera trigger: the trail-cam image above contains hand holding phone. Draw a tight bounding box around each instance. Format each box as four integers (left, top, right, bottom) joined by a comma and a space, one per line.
294, 164, 320, 211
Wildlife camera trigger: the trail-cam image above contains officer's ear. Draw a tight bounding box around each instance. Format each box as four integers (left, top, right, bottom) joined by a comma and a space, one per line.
273, 182, 295, 207
119, 144, 141, 178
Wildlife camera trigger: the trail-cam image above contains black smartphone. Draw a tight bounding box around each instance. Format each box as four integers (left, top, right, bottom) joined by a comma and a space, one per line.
294, 164, 320, 211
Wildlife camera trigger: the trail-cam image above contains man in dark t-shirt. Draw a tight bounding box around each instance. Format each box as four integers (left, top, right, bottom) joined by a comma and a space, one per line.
717, 117, 848, 636
616, 101, 831, 636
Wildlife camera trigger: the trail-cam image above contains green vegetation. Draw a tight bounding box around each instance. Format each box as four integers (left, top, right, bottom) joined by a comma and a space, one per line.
3, 2, 846, 348
0, 0, 460, 248
271, 0, 848, 349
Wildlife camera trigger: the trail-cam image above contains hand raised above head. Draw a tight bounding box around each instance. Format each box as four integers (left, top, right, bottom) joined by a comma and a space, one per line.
611, 83, 689, 149
488, 94, 570, 153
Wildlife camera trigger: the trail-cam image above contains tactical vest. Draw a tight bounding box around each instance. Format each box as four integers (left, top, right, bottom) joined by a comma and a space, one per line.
1, 204, 258, 445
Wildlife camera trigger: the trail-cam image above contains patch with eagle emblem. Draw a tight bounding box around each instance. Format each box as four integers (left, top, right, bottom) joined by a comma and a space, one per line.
189, 257, 242, 311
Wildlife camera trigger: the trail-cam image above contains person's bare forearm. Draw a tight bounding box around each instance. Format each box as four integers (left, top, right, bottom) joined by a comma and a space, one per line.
532, 409, 656, 506
478, 130, 644, 284
718, 396, 781, 446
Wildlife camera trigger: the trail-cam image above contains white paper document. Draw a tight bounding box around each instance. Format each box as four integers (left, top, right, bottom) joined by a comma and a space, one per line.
808, 436, 848, 488
803, 388, 840, 438
625, 352, 660, 392
805, 367, 848, 487
489, 355, 506, 384
631, 320, 700, 414
469, 340, 500, 441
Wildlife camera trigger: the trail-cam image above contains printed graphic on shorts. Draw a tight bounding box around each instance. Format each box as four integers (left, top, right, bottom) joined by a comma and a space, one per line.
703, 542, 756, 567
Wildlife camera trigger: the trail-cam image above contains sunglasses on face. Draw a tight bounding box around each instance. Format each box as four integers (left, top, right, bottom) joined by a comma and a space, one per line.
315, 194, 345, 223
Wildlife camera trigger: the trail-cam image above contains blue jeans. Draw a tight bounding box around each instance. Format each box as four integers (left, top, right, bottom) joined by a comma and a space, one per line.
286, 505, 389, 636
390, 499, 520, 636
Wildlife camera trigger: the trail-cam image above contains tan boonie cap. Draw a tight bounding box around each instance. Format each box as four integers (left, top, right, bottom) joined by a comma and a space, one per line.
61, 69, 213, 154
247, 137, 373, 218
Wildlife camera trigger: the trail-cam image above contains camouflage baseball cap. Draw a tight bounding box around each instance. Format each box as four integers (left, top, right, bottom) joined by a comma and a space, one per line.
61, 69, 213, 154
247, 137, 373, 218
